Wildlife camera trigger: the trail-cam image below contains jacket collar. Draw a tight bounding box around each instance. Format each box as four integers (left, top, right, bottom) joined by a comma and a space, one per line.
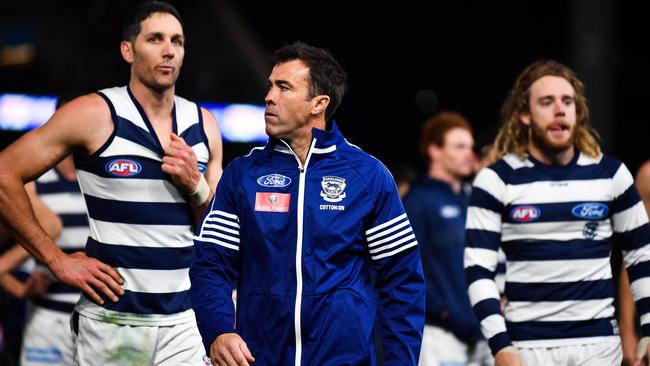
266, 121, 343, 157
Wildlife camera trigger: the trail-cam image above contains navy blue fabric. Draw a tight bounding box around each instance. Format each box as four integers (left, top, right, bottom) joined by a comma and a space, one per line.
404, 177, 483, 343
191, 123, 425, 365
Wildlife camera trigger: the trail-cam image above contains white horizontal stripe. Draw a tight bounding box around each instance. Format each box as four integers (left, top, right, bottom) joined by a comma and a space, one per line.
312, 145, 336, 154
99, 136, 161, 161
480, 314, 507, 340
505, 299, 614, 322
201, 223, 239, 236
369, 234, 416, 254
576, 153, 603, 166
205, 217, 240, 230
77, 170, 184, 203
273, 145, 291, 154
464, 247, 498, 271
200, 230, 239, 244
612, 163, 634, 198
40, 193, 87, 214
194, 236, 239, 251
472, 168, 506, 203
502, 154, 534, 169
208, 209, 239, 222
371, 241, 417, 260
366, 219, 409, 242
56, 227, 90, 249
506, 179, 613, 205
42, 292, 81, 304
502, 220, 612, 242
613, 202, 649, 233
192, 143, 209, 162
630, 278, 650, 301
117, 267, 190, 294
36, 169, 58, 183
506, 257, 611, 283
495, 274, 506, 294
468, 279, 500, 306
366, 213, 407, 235
623, 245, 650, 267
641, 313, 650, 326
367, 227, 413, 248
466, 207, 502, 232
89, 219, 192, 248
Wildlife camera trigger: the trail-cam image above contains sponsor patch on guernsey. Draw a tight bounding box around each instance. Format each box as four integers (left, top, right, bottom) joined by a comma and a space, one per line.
105, 159, 141, 177
571, 202, 608, 220
257, 173, 292, 188
198, 162, 207, 174
255, 192, 290, 212
510, 205, 540, 222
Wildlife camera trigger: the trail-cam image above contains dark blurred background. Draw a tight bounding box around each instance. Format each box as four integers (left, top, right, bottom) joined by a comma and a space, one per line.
1, 0, 648, 174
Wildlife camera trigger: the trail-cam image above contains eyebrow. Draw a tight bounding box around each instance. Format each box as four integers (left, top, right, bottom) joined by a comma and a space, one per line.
537, 94, 574, 101
142, 31, 184, 40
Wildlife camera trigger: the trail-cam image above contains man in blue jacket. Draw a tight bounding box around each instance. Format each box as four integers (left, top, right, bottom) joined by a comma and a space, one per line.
404, 111, 493, 366
190, 41, 425, 366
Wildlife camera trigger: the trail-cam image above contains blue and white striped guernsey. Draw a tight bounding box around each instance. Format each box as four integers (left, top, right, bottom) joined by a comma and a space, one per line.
73, 86, 210, 326
465, 152, 650, 353
33, 168, 88, 313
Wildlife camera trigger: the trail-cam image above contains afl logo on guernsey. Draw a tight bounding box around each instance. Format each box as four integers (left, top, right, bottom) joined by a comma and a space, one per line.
106, 159, 141, 177
257, 174, 292, 188
510, 205, 541, 222
572, 202, 608, 220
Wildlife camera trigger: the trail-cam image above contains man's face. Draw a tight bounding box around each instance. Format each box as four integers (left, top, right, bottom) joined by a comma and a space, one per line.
432, 128, 475, 179
123, 12, 185, 91
521, 75, 577, 154
264, 60, 316, 141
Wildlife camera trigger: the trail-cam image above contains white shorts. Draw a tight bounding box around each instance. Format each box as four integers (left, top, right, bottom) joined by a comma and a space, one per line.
21, 305, 73, 366
419, 325, 494, 366
518, 339, 621, 366
71, 311, 209, 366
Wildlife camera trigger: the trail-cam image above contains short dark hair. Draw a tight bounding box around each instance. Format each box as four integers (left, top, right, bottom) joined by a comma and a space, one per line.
270, 41, 347, 121
122, 1, 183, 42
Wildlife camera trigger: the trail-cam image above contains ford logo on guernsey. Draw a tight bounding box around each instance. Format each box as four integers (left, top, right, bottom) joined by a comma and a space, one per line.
510, 205, 541, 222
571, 202, 608, 220
257, 174, 292, 188
105, 159, 142, 177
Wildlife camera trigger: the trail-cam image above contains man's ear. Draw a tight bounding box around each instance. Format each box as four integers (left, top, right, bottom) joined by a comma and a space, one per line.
519, 111, 531, 127
427, 144, 441, 162
120, 41, 134, 64
311, 95, 330, 116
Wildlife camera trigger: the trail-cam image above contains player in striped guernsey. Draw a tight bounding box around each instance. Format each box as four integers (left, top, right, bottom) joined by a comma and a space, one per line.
18, 155, 88, 366
464, 60, 650, 365
0, 2, 222, 365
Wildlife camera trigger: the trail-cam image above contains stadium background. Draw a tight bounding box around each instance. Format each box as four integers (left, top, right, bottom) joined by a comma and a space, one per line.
1, 0, 648, 173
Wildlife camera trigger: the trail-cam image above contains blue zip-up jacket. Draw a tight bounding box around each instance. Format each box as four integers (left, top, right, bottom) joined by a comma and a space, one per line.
403, 177, 483, 344
190, 123, 425, 365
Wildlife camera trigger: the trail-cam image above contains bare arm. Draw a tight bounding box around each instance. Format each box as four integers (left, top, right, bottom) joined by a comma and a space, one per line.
161, 107, 223, 224
196, 107, 223, 219
0, 94, 123, 303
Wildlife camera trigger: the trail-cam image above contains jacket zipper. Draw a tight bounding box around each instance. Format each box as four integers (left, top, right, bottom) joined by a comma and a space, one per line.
280, 138, 316, 366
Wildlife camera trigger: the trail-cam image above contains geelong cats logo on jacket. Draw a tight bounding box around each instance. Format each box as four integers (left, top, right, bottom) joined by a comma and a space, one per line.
320, 176, 347, 203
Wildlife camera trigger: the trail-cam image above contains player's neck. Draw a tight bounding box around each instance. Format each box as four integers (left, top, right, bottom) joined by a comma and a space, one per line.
285, 118, 325, 167
128, 80, 175, 120
528, 142, 575, 166
429, 165, 462, 194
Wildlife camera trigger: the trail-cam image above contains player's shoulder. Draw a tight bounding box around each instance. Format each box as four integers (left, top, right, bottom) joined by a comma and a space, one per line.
50, 93, 111, 125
